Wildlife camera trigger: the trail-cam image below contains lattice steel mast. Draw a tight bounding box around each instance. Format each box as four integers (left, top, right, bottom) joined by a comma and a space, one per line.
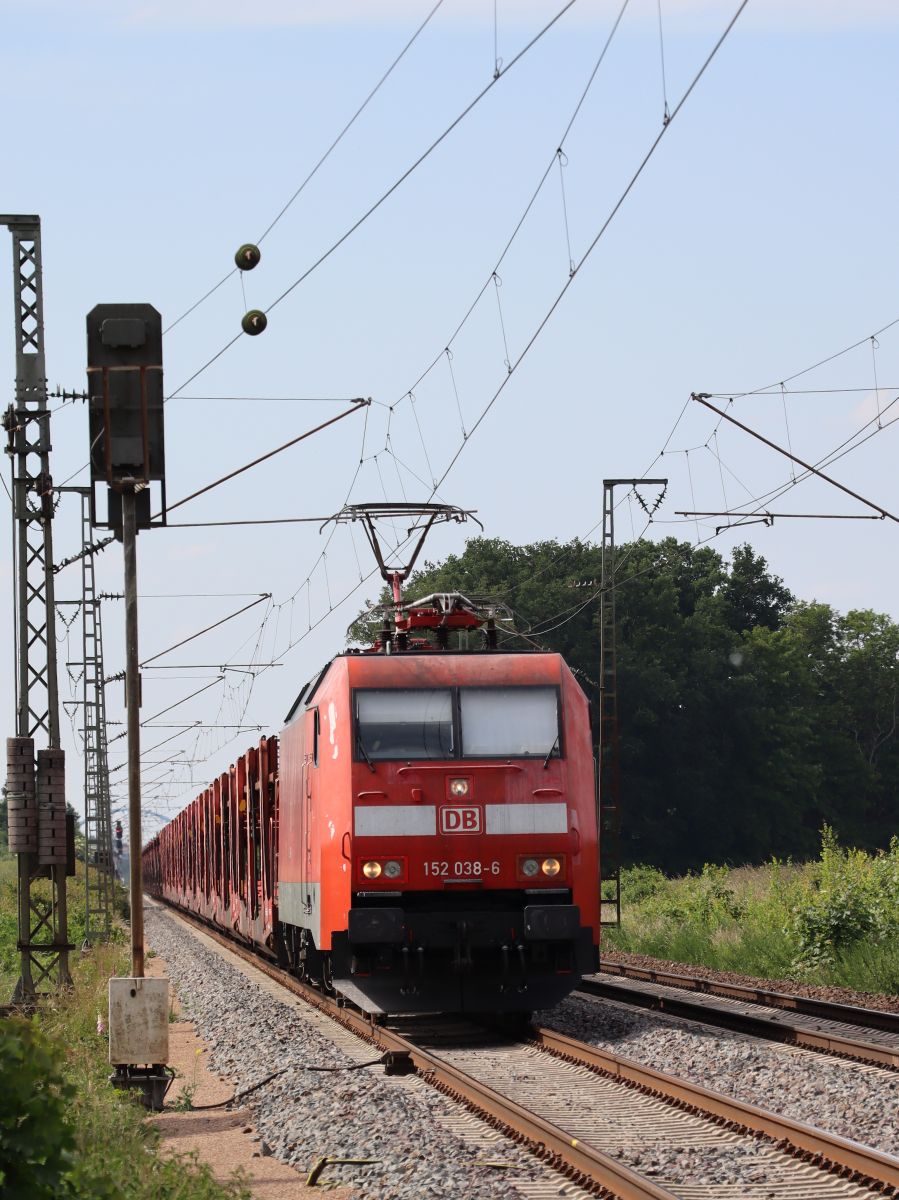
599, 479, 666, 927
2, 214, 70, 997
80, 492, 116, 942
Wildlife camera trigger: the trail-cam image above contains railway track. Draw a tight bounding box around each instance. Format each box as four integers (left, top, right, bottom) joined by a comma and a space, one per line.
152, 900, 899, 1200
582, 967, 899, 1070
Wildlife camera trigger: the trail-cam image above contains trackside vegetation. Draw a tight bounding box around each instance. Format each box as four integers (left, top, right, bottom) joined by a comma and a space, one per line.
605, 828, 899, 994
0, 855, 249, 1200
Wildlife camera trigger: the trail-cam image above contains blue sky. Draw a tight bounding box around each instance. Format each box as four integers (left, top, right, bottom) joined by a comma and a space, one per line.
2, 0, 898, 837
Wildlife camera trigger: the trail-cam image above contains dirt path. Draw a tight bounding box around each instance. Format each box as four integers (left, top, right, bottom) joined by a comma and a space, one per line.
146, 953, 352, 1199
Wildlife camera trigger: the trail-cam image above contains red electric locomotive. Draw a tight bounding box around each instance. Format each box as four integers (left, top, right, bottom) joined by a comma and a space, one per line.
144, 510, 600, 1014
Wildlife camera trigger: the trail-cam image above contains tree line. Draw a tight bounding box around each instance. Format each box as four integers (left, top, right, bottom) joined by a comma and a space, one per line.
357, 536, 899, 873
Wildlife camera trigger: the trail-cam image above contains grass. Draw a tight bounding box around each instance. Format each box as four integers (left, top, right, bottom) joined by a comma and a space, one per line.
0, 854, 123, 996
0, 853, 251, 1200
605, 829, 899, 996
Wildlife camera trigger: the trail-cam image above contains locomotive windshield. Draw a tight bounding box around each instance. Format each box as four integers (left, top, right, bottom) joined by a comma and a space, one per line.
354, 685, 560, 761
460, 686, 559, 758
356, 689, 454, 760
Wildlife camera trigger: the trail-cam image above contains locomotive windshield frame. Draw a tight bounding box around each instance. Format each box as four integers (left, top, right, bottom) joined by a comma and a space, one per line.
353, 683, 563, 763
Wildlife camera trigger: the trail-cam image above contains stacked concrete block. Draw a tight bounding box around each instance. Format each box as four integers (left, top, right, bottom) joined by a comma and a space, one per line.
37, 748, 67, 867
6, 737, 37, 854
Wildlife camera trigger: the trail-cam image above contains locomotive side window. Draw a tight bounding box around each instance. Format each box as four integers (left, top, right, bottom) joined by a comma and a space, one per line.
460, 686, 561, 758
356, 689, 453, 760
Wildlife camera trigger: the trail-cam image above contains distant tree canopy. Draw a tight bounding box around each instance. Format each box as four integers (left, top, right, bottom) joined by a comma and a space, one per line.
352, 536, 899, 873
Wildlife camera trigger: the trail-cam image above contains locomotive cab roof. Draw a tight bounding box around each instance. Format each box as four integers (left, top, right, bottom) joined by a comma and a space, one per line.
286, 590, 536, 723
285, 645, 568, 726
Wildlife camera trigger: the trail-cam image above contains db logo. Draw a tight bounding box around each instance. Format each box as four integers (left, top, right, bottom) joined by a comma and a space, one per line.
440, 805, 481, 834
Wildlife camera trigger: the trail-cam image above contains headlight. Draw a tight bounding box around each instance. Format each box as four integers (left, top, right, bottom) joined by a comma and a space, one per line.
362, 861, 382, 879
449, 778, 469, 797
541, 857, 561, 877
383, 860, 403, 879
520, 858, 540, 878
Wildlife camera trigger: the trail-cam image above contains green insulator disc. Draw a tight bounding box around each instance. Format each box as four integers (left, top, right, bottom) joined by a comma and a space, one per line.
241, 310, 268, 336
235, 243, 261, 271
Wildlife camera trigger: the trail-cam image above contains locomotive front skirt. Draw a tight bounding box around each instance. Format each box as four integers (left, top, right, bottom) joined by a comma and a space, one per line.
144, 649, 600, 1014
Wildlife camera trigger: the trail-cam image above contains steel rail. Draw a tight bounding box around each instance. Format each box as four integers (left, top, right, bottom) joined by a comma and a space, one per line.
583, 973, 899, 1069
154, 902, 673, 1199
532, 1025, 899, 1190
153, 899, 899, 1196
598, 962, 899, 1032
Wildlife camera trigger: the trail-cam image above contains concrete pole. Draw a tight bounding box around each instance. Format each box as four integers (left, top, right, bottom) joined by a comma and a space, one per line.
122, 487, 144, 978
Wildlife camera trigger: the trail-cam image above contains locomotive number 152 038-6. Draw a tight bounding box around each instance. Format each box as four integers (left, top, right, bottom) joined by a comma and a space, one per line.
423, 860, 501, 877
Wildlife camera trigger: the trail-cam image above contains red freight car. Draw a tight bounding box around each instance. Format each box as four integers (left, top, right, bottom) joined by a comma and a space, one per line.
145, 596, 599, 1014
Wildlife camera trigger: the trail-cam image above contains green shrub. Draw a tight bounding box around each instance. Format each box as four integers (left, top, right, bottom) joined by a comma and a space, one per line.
0, 1016, 76, 1200
0, 865, 248, 1200
631, 863, 746, 927
609, 830, 899, 995
620, 864, 667, 904
787, 827, 899, 977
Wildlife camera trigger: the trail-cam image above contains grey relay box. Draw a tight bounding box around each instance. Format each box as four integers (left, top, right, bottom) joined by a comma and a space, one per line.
108, 976, 169, 1065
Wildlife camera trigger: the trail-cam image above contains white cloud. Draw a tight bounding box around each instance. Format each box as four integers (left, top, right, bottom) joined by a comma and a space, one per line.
851, 389, 897, 426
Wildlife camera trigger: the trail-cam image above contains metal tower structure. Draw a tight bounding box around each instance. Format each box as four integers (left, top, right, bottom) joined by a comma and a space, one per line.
79, 492, 116, 943
1, 214, 70, 997
599, 479, 666, 927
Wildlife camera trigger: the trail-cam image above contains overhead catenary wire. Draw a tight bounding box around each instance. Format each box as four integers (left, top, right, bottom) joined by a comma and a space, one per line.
654, 394, 899, 542
163, 1, 446, 336
429, 0, 750, 499
656, 0, 671, 124
108, 681, 225, 744
388, 0, 631, 417
311, 4, 743, 639
141, 596, 271, 667
692, 393, 899, 524
131, 1, 748, 828
714, 314, 899, 400
706, 385, 899, 397
166, 0, 584, 402
678, 511, 884, 521
635, 311, 899, 543
194, 1, 744, 705
172, 0, 635, 679
161, 400, 369, 518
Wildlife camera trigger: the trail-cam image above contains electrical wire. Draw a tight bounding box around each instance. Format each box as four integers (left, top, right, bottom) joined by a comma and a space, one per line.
151, 0, 634, 695
429, 0, 749, 498
164, 1, 445, 336
388, 0, 631, 427
141, 597, 271, 667
130, 0, 747, 827
718, 314, 899, 400
161, 401, 368, 517
166, 0, 583, 401
172, 395, 380, 403
179, 1055, 391, 1112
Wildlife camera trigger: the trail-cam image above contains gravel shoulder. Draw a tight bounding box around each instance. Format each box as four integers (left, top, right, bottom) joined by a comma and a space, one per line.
146, 952, 344, 1199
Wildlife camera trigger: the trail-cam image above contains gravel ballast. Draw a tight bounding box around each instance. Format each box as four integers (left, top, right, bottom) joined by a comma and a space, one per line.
538, 991, 899, 1156
145, 907, 570, 1200
146, 904, 899, 1195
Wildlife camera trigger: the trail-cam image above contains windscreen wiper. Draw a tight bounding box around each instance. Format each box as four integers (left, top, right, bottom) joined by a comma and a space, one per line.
356, 732, 376, 773
543, 734, 560, 769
